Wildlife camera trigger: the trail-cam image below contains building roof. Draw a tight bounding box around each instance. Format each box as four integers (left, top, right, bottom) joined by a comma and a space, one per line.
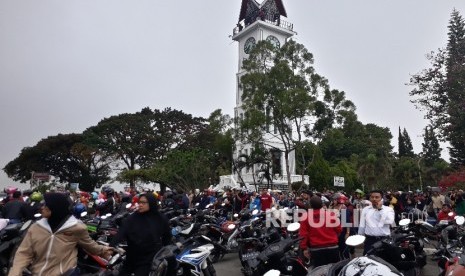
238, 0, 287, 22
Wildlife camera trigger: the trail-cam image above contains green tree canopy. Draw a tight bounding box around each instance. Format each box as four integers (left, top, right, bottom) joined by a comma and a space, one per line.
3, 133, 111, 191
409, 9, 465, 167
239, 39, 355, 188
84, 107, 207, 187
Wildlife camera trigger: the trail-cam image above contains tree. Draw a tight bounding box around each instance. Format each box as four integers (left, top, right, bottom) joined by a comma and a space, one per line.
85, 107, 207, 188
312, 89, 356, 139
145, 149, 215, 192
392, 157, 418, 191
398, 127, 414, 157
3, 134, 111, 191
206, 109, 234, 182
409, 9, 465, 167
398, 127, 405, 157
307, 147, 332, 191
422, 126, 442, 166
239, 39, 354, 188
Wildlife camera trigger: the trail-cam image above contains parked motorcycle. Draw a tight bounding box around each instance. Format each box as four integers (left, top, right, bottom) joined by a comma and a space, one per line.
307, 235, 406, 276
434, 215, 465, 276
249, 222, 307, 276
176, 235, 217, 276
0, 220, 33, 276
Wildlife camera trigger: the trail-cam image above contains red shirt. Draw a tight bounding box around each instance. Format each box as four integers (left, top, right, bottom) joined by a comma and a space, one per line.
299, 209, 342, 249
260, 194, 273, 211
438, 211, 455, 222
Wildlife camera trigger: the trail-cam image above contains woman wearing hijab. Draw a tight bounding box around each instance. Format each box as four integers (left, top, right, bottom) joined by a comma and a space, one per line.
8, 192, 113, 276
110, 193, 171, 276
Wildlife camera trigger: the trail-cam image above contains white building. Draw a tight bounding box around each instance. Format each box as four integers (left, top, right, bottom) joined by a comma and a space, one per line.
219, 0, 309, 191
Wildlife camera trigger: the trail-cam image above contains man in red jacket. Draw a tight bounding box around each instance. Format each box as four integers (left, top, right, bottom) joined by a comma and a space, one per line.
299, 195, 342, 266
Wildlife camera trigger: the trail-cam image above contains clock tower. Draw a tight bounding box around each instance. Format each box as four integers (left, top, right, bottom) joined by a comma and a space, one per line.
225, 0, 306, 190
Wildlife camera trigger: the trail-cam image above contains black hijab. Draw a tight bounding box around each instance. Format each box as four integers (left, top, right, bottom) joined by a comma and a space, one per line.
139, 193, 159, 216
44, 193, 72, 233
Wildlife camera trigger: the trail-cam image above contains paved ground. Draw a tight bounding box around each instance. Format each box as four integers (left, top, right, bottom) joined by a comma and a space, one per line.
214, 248, 442, 276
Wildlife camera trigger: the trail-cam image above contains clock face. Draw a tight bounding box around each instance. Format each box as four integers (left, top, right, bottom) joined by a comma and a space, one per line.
244, 37, 256, 54
266, 35, 280, 49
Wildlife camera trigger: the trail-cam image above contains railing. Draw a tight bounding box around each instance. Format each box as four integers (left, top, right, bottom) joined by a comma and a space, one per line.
233, 15, 294, 36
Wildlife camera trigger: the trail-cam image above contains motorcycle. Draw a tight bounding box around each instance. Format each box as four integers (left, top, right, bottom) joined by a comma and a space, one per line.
0, 220, 33, 276
434, 215, 465, 276
77, 241, 125, 275
249, 222, 308, 276
202, 217, 240, 263
391, 218, 428, 269
149, 243, 180, 276
176, 235, 217, 276
307, 235, 406, 276
353, 234, 419, 276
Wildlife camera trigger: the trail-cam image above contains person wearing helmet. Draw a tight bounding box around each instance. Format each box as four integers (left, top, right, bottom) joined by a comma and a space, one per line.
96, 188, 116, 216
24, 192, 43, 220
9, 192, 113, 276
1, 191, 27, 224
2, 187, 18, 205
73, 203, 87, 219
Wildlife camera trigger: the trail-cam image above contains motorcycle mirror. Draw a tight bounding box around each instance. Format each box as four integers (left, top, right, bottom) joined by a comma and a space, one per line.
398, 218, 411, 226
252, 209, 259, 215
125, 203, 132, 209
345, 235, 366, 246
228, 224, 236, 230
263, 270, 281, 276
80, 211, 88, 218
234, 213, 239, 218
456, 216, 465, 226
34, 213, 42, 218
20, 220, 32, 232
286, 222, 300, 232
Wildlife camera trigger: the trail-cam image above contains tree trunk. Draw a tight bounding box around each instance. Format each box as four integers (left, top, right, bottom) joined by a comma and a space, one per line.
285, 151, 292, 192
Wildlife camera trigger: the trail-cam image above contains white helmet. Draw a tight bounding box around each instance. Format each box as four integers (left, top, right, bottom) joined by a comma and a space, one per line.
338, 256, 402, 276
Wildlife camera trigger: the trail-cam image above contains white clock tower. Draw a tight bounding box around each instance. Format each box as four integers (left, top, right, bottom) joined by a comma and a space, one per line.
222, 0, 307, 190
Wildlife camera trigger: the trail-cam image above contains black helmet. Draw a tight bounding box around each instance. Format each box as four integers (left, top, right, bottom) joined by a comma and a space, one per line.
102, 186, 114, 197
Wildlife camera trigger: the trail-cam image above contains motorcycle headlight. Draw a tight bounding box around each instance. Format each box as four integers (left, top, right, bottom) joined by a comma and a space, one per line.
287, 266, 293, 271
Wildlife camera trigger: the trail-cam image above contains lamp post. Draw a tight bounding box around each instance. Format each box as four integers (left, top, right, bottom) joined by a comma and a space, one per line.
417, 156, 423, 192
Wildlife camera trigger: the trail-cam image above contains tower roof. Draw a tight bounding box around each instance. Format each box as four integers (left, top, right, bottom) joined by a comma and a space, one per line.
238, 0, 287, 22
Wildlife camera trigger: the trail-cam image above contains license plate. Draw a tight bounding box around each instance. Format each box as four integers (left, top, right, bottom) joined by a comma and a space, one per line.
242, 251, 259, 261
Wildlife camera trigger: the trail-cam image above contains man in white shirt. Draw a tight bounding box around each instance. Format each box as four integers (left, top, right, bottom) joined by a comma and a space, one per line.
358, 190, 395, 254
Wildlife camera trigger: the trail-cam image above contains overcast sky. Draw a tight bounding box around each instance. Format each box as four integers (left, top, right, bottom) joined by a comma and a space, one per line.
1, 0, 464, 189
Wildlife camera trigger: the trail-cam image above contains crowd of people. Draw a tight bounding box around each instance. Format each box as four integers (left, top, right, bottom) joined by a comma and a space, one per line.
0, 184, 463, 273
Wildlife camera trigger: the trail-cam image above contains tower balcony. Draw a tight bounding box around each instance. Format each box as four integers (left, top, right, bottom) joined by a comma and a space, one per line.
233, 15, 294, 36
